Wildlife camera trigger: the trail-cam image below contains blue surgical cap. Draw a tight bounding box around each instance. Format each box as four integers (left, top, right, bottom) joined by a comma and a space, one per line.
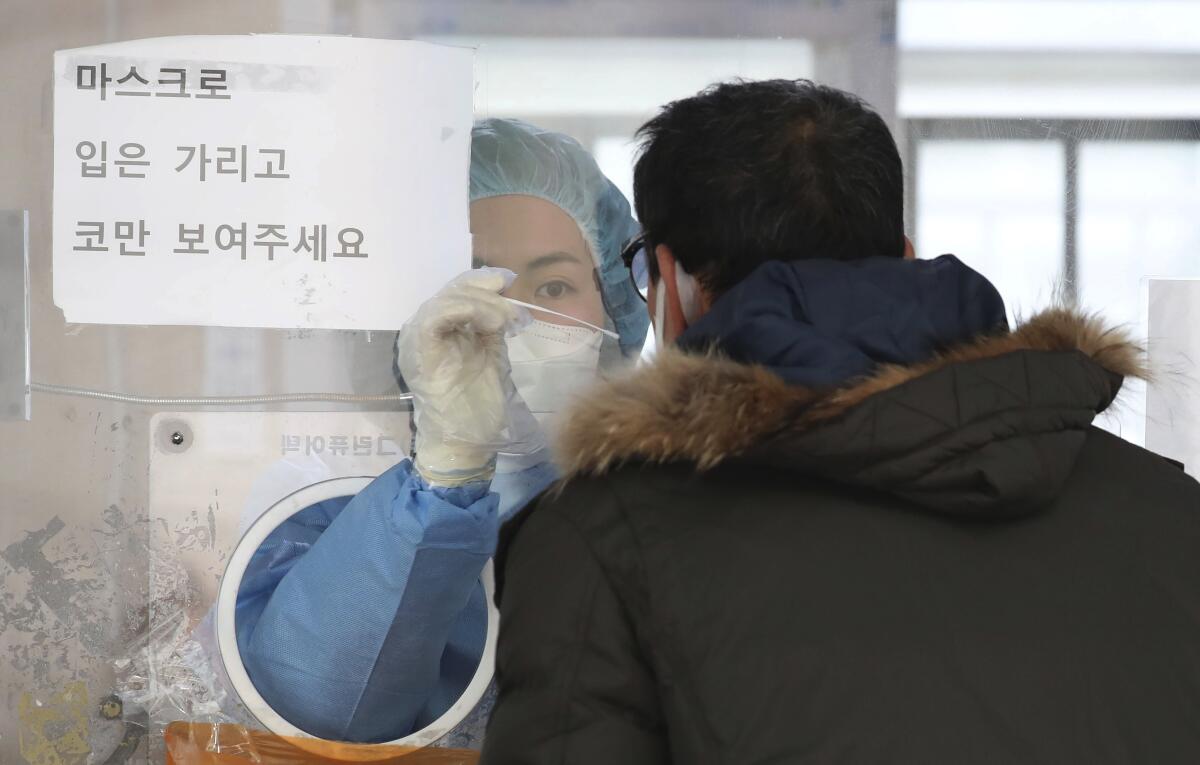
470, 118, 648, 358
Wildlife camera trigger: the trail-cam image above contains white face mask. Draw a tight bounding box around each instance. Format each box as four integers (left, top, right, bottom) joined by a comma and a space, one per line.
506, 319, 604, 420
494, 298, 616, 468
653, 265, 702, 349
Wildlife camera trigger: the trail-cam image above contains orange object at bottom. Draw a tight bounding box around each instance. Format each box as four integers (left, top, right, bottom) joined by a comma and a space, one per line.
164, 722, 481, 764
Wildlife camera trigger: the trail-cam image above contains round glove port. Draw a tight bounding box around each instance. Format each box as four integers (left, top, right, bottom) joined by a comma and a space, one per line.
215, 476, 499, 757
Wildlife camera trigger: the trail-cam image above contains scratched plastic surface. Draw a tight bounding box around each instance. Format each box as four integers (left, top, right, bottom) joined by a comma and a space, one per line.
0, 1, 901, 762
9, 2, 1200, 762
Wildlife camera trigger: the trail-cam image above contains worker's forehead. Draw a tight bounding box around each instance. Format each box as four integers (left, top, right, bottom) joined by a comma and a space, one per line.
470, 195, 586, 253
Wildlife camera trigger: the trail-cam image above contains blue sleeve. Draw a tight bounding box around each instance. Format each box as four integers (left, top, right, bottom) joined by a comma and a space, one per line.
239, 459, 498, 743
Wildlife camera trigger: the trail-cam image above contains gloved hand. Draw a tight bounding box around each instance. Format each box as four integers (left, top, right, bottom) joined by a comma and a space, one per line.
396, 268, 536, 487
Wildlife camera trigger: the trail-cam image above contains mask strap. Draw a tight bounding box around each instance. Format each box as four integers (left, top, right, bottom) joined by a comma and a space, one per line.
675, 267, 702, 325
653, 276, 667, 350
501, 296, 621, 341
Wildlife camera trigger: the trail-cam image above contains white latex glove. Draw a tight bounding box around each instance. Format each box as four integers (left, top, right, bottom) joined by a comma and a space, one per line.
396, 268, 534, 487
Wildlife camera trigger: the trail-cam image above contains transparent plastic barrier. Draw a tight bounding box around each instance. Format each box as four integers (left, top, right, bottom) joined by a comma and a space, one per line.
0, 3, 898, 762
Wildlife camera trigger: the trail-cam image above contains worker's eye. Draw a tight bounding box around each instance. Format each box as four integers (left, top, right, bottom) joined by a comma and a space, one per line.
534, 280, 576, 300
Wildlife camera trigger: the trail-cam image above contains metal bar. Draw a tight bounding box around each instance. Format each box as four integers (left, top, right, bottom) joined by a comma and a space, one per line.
1064, 137, 1079, 306
0, 209, 30, 421
30, 382, 413, 408
905, 119, 923, 248
913, 118, 1200, 142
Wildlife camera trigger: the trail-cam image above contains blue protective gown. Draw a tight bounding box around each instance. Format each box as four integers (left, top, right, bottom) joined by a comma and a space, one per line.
236, 457, 558, 743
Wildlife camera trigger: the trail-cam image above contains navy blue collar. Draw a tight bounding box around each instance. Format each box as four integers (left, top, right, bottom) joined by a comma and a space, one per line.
677, 256, 1008, 388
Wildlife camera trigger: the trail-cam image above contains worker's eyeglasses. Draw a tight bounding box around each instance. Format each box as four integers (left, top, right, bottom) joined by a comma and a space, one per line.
620, 233, 651, 302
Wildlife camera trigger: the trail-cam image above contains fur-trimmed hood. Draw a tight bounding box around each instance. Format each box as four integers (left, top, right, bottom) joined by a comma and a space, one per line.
556, 308, 1145, 518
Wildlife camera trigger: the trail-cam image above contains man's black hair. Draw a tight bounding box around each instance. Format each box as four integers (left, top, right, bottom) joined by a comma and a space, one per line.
633, 79, 905, 294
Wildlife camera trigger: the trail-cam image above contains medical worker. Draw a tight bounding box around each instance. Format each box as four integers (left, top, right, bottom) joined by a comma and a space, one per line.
233, 119, 647, 744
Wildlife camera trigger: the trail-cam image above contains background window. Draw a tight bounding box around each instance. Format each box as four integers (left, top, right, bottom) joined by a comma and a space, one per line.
916, 139, 1066, 321
909, 120, 1200, 444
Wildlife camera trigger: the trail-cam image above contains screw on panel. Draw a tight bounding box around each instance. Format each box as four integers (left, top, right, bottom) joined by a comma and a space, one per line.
170, 432, 185, 446
98, 694, 123, 720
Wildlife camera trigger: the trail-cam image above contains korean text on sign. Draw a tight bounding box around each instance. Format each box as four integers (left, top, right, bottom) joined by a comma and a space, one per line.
77, 63, 231, 101
72, 220, 369, 261
280, 434, 401, 457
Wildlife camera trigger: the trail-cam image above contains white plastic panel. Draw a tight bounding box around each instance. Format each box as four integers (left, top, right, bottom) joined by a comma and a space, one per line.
136, 411, 409, 759
1146, 279, 1200, 478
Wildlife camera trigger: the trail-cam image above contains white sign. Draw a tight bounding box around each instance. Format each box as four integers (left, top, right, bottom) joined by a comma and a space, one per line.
1146, 279, 1200, 477
53, 35, 473, 330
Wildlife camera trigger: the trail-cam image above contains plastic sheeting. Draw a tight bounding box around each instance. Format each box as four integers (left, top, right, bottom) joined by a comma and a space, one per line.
14, 3, 1197, 764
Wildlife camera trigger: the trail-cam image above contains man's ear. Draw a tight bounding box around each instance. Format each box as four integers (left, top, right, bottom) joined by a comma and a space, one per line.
654, 243, 675, 283
903, 236, 916, 261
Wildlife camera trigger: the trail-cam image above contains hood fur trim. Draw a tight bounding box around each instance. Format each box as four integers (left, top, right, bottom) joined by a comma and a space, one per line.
556, 308, 1145, 479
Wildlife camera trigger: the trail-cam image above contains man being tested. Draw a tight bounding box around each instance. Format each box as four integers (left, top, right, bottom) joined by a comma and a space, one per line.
481, 80, 1200, 764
